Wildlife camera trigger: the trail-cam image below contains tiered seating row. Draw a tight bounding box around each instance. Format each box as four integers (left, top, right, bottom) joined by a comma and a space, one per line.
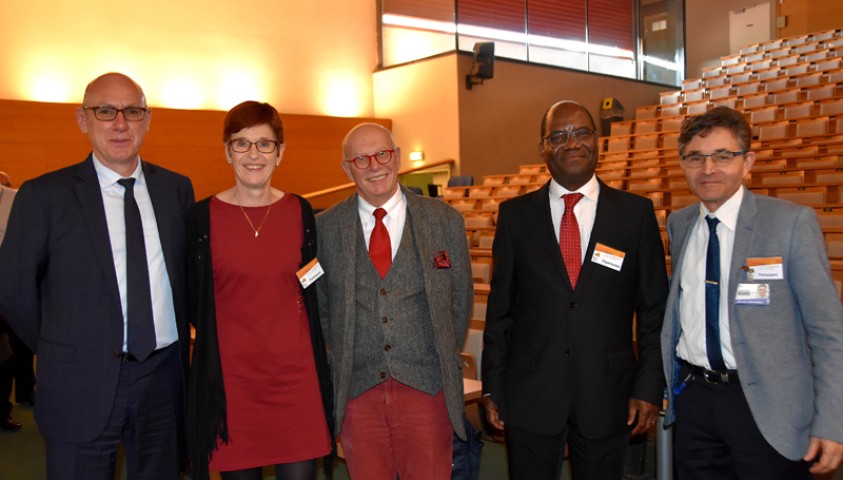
454, 28, 843, 323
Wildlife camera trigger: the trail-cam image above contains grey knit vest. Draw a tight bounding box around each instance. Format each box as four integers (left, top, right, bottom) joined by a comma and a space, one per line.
349, 213, 443, 399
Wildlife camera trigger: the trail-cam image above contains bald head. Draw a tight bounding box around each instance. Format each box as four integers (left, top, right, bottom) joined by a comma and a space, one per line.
0, 171, 11, 188
76, 72, 151, 177
342, 123, 396, 160
540, 100, 595, 139
83, 73, 146, 109
341, 122, 401, 207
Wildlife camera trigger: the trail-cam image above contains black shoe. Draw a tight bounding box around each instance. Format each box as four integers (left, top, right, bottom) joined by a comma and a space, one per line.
0, 416, 22, 431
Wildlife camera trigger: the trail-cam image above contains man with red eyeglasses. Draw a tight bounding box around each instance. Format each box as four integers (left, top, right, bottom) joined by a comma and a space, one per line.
316, 123, 473, 479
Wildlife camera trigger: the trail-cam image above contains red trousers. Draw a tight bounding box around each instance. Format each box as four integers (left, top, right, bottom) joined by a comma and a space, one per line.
339, 378, 453, 480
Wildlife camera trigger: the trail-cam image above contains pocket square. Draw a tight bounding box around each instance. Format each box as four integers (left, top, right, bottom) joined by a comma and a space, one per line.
433, 250, 451, 269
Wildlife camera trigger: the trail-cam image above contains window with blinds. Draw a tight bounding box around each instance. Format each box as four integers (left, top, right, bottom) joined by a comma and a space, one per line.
380, 0, 684, 86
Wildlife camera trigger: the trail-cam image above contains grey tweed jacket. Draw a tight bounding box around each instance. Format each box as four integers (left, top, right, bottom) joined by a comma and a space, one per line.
316, 186, 473, 440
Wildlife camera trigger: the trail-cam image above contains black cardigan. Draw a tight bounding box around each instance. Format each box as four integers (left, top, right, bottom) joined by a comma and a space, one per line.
184, 195, 335, 480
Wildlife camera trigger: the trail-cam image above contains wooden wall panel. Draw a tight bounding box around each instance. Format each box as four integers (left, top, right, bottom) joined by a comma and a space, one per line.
0, 99, 390, 208
776, 0, 843, 39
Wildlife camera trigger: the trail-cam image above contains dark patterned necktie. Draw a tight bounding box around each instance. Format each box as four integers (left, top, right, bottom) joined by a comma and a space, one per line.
705, 215, 726, 371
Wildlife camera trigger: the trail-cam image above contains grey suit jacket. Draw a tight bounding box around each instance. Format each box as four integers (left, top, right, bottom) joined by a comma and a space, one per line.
0, 185, 15, 246
316, 186, 473, 440
661, 187, 843, 460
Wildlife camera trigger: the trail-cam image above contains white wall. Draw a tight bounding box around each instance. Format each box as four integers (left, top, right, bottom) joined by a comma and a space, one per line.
373, 55, 462, 171
685, 0, 776, 78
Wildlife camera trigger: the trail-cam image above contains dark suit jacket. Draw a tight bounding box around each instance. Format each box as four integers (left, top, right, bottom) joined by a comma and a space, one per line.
482, 179, 668, 438
0, 155, 194, 442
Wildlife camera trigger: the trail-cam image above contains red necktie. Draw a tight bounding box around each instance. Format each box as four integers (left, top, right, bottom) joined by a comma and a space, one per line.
560, 193, 584, 289
369, 208, 392, 279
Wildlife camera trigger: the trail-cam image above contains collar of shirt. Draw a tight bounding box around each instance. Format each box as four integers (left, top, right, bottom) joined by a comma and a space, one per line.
92, 153, 145, 189
357, 187, 407, 256
548, 174, 600, 248
548, 174, 600, 202
697, 185, 744, 233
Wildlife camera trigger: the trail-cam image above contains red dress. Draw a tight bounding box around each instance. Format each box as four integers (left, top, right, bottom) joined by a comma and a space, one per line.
208, 195, 330, 471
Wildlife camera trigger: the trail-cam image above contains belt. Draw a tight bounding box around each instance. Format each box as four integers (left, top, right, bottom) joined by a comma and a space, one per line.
682, 360, 738, 385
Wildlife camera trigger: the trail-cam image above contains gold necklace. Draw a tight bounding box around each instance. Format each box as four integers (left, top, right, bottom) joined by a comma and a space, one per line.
234, 191, 273, 238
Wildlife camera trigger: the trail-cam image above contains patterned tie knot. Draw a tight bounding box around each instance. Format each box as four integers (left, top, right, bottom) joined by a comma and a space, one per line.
374, 207, 387, 222
117, 178, 136, 191
563, 193, 584, 212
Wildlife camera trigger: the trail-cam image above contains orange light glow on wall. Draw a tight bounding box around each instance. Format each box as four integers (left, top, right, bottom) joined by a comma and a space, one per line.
216, 71, 263, 110
29, 72, 74, 103
320, 74, 368, 117
1, 0, 377, 116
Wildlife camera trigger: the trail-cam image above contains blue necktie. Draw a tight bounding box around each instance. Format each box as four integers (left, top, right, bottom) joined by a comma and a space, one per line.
705, 216, 726, 371
117, 178, 156, 361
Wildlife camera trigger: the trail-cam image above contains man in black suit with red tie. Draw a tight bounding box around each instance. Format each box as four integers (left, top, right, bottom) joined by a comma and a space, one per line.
0, 72, 194, 479
482, 100, 668, 479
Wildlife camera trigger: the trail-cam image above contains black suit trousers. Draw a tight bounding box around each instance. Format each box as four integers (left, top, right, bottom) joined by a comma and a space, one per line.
44, 343, 183, 480
674, 365, 811, 480
505, 421, 628, 480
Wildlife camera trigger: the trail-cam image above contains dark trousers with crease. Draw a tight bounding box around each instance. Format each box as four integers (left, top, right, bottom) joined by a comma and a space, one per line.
505, 421, 628, 480
674, 367, 811, 480
44, 343, 183, 480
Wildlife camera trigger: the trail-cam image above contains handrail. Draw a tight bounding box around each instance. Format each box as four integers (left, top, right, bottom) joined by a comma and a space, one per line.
302, 158, 456, 200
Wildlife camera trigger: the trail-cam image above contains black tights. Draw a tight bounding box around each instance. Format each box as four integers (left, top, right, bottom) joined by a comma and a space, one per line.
220, 459, 317, 480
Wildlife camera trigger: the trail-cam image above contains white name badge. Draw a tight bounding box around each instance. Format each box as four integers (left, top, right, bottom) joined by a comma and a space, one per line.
736, 283, 770, 305
591, 242, 625, 272
296, 258, 324, 289
745, 257, 784, 281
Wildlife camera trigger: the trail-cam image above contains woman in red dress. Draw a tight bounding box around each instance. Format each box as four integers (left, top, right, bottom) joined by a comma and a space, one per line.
186, 101, 333, 480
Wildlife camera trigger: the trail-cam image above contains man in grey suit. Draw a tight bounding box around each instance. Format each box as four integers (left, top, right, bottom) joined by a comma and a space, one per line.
661, 106, 843, 478
0, 73, 194, 479
316, 123, 473, 479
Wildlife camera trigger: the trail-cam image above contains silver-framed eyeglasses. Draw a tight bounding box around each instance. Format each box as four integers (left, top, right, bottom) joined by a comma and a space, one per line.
543, 129, 596, 147
681, 150, 747, 168
228, 138, 280, 154
83, 106, 148, 121
345, 148, 397, 169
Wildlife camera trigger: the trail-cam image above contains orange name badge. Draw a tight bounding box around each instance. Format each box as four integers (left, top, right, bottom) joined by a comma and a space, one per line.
745, 256, 783, 280
590, 242, 626, 272
296, 258, 324, 289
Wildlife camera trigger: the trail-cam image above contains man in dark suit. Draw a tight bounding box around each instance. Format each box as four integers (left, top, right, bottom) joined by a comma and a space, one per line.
482, 100, 668, 479
316, 123, 473, 479
0, 72, 194, 479
0, 172, 20, 431
661, 106, 843, 479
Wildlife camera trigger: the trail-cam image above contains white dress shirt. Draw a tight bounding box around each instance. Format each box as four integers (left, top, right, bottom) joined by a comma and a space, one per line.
549, 175, 600, 263
357, 188, 407, 260
93, 155, 178, 352
676, 187, 745, 370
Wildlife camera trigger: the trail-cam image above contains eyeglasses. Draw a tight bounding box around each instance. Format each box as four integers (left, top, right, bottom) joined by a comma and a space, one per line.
228, 138, 280, 154
543, 129, 596, 148
83, 106, 148, 121
681, 150, 747, 168
345, 149, 397, 169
